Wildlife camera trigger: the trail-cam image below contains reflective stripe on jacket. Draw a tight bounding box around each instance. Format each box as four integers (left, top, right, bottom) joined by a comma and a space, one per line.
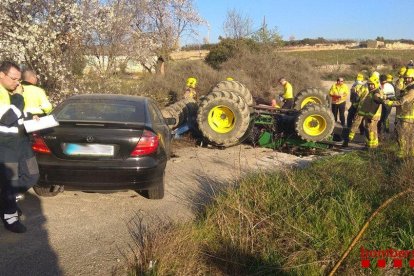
387, 83, 414, 122
0, 85, 23, 134
357, 88, 384, 120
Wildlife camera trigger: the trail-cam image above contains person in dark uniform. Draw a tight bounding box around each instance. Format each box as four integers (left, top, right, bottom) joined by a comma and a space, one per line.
0, 61, 39, 233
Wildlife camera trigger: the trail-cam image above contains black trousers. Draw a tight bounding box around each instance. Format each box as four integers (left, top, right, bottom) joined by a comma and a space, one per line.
378, 104, 392, 133
0, 136, 39, 214
332, 102, 346, 126
282, 99, 294, 109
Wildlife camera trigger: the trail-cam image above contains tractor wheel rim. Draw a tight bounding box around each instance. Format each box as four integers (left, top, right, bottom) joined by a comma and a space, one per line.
301, 97, 322, 108
208, 105, 235, 134
303, 114, 326, 136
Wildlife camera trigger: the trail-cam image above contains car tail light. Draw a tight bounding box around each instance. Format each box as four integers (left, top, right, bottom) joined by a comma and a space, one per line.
32, 134, 51, 154
130, 130, 159, 156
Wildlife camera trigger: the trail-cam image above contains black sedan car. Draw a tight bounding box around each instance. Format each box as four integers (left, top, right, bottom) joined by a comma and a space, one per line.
32, 94, 174, 199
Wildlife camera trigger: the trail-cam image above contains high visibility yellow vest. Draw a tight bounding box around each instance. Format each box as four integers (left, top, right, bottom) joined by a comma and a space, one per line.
22, 84, 52, 115
282, 82, 293, 100
0, 85, 10, 105
329, 83, 349, 104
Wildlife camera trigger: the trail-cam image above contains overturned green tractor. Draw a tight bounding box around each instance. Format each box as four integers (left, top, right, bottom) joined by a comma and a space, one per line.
162, 80, 334, 149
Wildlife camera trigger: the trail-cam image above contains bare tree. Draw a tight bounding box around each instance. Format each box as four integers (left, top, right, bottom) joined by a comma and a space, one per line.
223, 9, 252, 39
131, 0, 205, 59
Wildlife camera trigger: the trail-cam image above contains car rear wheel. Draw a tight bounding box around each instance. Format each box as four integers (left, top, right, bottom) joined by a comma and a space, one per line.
136, 174, 165, 200
33, 185, 60, 197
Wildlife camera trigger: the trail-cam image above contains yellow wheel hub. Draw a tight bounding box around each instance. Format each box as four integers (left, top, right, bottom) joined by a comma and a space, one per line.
303, 115, 326, 136
301, 97, 322, 108
208, 105, 236, 134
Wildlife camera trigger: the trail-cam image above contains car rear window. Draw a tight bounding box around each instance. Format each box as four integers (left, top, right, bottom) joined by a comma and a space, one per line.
55, 99, 146, 123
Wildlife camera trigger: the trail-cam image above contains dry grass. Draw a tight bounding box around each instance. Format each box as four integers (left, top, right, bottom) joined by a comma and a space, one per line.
127, 145, 414, 275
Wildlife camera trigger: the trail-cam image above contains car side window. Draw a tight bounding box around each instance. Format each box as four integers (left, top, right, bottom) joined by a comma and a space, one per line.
152, 103, 167, 124
148, 103, 163, 124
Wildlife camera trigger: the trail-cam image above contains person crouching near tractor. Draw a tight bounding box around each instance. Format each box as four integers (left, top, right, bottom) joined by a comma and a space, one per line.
183, 77, 197, 100
342, 76, 385, 149
384, 68, 414, 158
274, 77, 293, 109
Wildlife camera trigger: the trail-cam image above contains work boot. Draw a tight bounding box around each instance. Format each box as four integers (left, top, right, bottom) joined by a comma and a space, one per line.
342, 140, 349, 148
2, 212, 26, 233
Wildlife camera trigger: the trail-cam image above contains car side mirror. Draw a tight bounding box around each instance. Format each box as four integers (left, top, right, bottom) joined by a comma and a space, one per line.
164, 117, 176, 126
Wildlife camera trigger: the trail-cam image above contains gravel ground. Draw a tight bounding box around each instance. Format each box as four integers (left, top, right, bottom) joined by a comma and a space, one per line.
0, 144, 316, 275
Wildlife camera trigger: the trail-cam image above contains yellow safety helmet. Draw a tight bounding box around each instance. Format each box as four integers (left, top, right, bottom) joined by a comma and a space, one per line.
226, 77, 234, 81
399, 66, 407, 76
356, 73, 364, 81
186, 77, 197, 88
367, 76, 379, 89
370, 71, 380, 80
405, 68, 414, 78
386, 74, 393, 82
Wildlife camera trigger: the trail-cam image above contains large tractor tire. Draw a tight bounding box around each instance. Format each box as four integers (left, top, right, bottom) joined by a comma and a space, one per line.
197, 91, 251, 147
293, 88, 330, 110
295, 104, 334, 142
212, 80, 255, 106
161, 98, 197, 129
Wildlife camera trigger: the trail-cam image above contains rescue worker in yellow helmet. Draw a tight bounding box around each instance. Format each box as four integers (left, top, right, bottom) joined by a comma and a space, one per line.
329, 77, 349, 126
183, 77, 197, 100
384, 68, 414, 158
347, 73, 368, 132
343, 76, 385, 148
370, 71, 380, 88
378, 74, 396, 134
395, 66, 407, 94
274, 77, 293, 109
21, 69, 52, 116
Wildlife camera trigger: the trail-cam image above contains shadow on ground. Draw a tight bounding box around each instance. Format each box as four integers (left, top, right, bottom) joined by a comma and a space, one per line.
0, 192, 61, 275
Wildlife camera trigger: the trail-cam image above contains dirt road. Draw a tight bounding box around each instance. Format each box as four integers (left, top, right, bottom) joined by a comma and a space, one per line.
0, 144, 315, 275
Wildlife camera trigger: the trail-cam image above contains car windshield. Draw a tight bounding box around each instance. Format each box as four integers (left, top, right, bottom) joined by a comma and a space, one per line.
55, 99, 146, 123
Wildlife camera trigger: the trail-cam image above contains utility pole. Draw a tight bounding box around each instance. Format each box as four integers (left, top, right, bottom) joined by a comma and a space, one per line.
207, 23, 210, 44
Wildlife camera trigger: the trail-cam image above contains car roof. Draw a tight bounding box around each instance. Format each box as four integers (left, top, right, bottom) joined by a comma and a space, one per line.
67, 94, 150, 103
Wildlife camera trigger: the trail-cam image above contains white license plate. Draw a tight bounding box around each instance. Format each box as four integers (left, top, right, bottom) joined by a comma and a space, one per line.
62, 143, 114, 156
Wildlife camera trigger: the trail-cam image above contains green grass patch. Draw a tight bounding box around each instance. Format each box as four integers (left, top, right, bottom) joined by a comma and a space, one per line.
282, 49, 413, 66
129, 149, 414, 275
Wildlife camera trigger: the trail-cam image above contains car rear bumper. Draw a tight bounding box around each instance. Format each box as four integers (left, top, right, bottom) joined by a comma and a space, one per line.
37, 159, 166, 191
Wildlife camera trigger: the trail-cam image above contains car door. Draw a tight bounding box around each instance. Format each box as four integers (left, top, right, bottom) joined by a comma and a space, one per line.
148, 101, 172, 158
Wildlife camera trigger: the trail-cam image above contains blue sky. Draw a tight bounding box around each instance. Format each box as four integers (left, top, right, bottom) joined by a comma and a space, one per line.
185, 0, 411, 45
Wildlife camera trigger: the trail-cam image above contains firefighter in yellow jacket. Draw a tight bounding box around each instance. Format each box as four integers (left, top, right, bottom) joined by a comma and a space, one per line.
21, 69, 52, 116
343, 76, 385, 148
329, 77, 349, 126
384, 68, 414, 158
395, 66, 406, 96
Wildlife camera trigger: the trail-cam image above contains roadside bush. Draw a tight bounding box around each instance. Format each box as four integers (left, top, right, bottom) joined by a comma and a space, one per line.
137, 60, 223, 106
220, 48, 322, 99
205, 37, 260, 69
